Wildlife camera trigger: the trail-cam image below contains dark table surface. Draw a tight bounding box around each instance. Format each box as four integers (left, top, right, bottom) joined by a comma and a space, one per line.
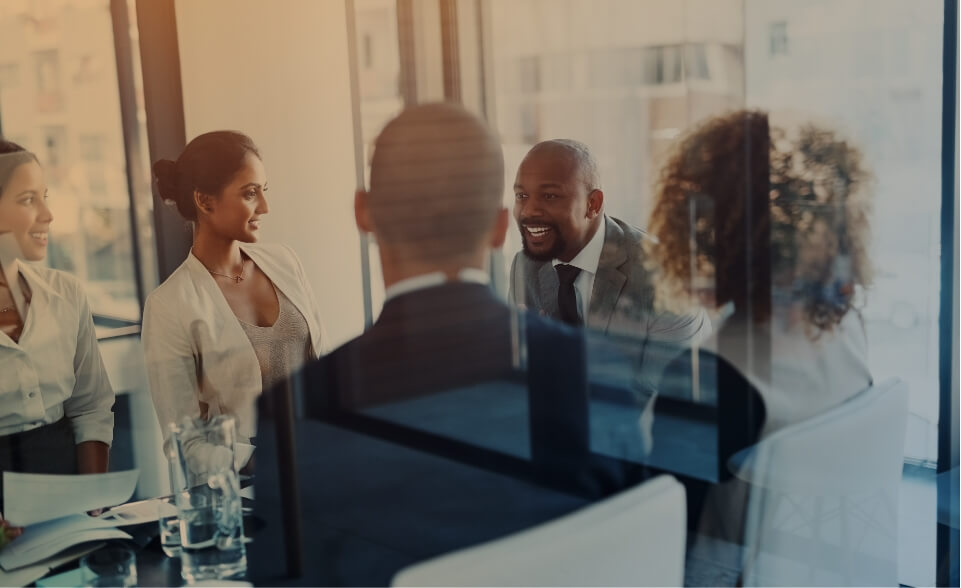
249, 420, 590, 586
41, 420, 588, 587
362, 384, 719, 483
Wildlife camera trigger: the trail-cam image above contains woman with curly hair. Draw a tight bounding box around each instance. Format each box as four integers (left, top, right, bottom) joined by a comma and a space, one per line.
648, 109, 873, 438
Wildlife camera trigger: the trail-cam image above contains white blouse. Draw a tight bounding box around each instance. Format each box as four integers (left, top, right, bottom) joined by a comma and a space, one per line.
709, 311, 872, 437
0, 263, 115, 444
142, 242, 325, 443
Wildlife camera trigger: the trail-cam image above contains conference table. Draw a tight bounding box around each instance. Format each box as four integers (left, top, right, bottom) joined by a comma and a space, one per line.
34, 344, 734, 586
250, 420, 593, 586
242, 381, 729, 585
26, 389, 725, 587
22, 420, 586, 586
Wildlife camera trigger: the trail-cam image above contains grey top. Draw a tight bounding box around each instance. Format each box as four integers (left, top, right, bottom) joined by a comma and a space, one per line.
240, 286, 312, 395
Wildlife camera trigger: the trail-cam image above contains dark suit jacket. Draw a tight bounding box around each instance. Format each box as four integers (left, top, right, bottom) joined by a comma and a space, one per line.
252, 284, 619, 583
292, 282, 601, 476
298, 282, 588, 412
509, 215, 709, 343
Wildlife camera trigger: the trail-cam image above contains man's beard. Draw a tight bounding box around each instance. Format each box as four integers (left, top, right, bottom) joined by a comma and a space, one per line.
519, 224, 566, 262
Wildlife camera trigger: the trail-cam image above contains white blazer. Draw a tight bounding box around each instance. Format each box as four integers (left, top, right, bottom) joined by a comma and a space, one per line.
142, 243, 325, 443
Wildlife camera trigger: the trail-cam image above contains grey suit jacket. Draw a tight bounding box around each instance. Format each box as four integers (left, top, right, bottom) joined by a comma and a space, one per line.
509, 215, 709, 344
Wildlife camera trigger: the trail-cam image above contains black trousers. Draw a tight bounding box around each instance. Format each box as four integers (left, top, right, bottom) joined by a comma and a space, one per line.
0, 418, 78, 513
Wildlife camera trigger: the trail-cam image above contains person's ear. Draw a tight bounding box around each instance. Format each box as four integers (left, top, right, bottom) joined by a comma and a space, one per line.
490, 208, 509, 249
587, 189, 604, 219
193, 190, 215, 215
355, 189, 374, 234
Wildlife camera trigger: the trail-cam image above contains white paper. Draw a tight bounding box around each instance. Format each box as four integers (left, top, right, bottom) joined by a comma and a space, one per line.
3, 470, 139, 527
0, 542, 103, 585
98, 497, 173, 526
0, 514, 132, 571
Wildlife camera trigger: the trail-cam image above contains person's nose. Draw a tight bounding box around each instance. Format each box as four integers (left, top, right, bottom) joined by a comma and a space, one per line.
519, 197, 545, 221
37, 198, 54, 224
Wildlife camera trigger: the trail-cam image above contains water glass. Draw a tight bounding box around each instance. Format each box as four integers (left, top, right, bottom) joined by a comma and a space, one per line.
169, 415, 247, 582
80, 546, 137, 587
157, 495, 181, 557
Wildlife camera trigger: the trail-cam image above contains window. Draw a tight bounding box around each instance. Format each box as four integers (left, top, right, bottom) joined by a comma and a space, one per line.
489, 0, 745, 261
484, 4, 945, 582
684, 43, 711, 80
0, 0, 152, 320
517, 56, 541, 94
348, 1, 951, 582
769, 20, 788, 55
363, 33, 374, 69
746, 0, 943, 467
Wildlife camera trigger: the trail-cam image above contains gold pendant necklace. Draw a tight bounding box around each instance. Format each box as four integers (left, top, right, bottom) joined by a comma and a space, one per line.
207, 258, 249, 283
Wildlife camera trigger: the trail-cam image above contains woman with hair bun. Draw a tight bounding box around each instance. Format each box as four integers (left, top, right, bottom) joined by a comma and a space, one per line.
143, 131, 325, 467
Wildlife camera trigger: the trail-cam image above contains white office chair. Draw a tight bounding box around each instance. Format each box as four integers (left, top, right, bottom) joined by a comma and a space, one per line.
392, 475, 687, 587
729, 378, 909, 586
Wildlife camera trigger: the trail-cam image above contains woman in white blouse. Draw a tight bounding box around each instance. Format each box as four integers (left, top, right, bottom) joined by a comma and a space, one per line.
142, 131, 325, 463
0, 140, 114, 483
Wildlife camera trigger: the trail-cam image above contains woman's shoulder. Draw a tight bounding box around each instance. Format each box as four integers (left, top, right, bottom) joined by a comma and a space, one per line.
243, 241, 298, 261
242, 242, 303, 274
24, 265, 86, 300
143, 258, 204, 312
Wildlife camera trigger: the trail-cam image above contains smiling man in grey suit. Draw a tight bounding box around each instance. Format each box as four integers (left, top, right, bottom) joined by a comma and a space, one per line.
509, 139, 709, 345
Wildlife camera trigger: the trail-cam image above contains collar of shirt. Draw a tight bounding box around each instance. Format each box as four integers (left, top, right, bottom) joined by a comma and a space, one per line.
16, 262, 62, 304
384, 268, 490, 302
552, 216, 606, 276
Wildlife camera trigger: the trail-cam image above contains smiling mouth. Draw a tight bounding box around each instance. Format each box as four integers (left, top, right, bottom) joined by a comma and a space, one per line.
523, 224, 553, 241
29, 232, 48, 243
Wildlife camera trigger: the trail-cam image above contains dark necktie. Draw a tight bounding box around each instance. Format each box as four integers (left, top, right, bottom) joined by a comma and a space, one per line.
555, 264, 582, 326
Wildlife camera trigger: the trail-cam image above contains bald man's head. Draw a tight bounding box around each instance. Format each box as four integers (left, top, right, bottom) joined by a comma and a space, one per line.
513, 139, 604, 262
524, 140, 600, 193
364, 103, 505, 265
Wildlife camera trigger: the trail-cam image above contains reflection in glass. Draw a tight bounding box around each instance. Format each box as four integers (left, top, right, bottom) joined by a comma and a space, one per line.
0, 0, 146, 320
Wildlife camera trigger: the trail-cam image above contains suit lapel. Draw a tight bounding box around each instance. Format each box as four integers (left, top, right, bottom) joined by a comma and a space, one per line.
588, 217, 628, 331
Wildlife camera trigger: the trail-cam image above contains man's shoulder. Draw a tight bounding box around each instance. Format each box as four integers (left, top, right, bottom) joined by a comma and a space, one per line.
605, 216, 654, 255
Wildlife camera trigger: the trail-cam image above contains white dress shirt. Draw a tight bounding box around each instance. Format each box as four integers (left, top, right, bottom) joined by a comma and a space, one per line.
0, 262, 115, 444
383, 268, 490, 302
551, 220, 606, 321
142, 242, 326, 444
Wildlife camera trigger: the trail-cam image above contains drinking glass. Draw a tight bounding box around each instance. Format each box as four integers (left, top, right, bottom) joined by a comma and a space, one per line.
80, 546, 137, 587
157, 494, 181, 557
169, 415, 247, 582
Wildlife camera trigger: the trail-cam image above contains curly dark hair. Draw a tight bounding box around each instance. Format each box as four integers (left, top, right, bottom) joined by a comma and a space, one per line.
647, 109, 872, 335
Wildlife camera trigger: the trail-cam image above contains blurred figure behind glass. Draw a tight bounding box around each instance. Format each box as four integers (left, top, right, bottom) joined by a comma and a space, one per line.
646, 109, 876, 566
648, 109, 874, 435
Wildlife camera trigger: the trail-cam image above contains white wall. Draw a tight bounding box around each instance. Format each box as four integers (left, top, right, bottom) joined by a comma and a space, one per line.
174, 0, 363, 348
